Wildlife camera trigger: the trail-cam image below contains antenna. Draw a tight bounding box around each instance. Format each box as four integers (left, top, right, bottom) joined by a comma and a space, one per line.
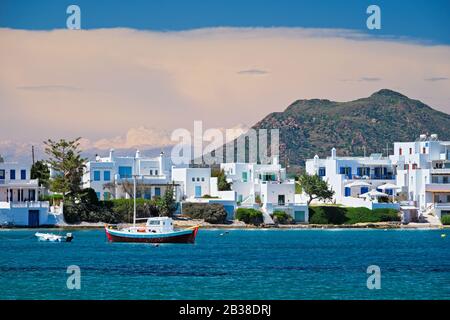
32, 145, 35, 164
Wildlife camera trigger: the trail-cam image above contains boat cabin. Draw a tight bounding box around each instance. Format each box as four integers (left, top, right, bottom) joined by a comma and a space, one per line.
145, 217, 174, 233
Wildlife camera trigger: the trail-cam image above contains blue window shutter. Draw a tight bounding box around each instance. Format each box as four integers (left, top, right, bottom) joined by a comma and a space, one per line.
21, 169, 26, 180
10, 169, 15, 180
94, 171, 101, 181
104, 171, 111, 181
345, 187, 351, 197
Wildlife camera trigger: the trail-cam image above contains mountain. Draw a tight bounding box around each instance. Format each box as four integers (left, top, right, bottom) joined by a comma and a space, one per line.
250, 89, 450, 167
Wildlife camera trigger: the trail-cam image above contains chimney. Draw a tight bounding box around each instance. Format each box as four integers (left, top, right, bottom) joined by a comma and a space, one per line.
430, 134, 438, 141
109, 148, 115, 161
159, 151, 165, 175
135, 149, 140, 159
331, 148, 336, 159
95, 154, 100, 162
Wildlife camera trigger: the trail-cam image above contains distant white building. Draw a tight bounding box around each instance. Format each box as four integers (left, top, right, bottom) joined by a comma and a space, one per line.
0, 162, 62, 227
221, 157, 308, 223
390, 134, 450, 219
306, 148, 399, 210
171, 166, 236, 220
82, 149, 172, 200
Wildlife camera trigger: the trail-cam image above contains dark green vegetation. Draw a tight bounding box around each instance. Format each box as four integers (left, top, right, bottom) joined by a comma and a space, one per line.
212, 168, 232, 191
182, 203, 228, 224
308, 206, 400, 225
235, 208, 264, 225
63, 188, 173, 224
252, 89, 450, 166
298, 173, 334, 205
441, 215, 450, 225
31, 160, 50, 188
271, 210, 293, 225
44, 138, 86, 197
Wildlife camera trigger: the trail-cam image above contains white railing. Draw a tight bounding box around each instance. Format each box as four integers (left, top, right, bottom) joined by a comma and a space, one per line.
10, 201, 50, 209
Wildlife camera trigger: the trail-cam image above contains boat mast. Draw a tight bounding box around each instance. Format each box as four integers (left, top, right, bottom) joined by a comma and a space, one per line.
133, 174, 136, 228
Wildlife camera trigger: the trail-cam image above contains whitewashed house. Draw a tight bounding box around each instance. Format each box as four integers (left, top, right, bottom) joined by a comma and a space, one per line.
0, 162, 63, 227
171, 166, 236, 219
306, 148, 400, 210
82, 149, 172, 200
221, 157, 308, 223
390, 134, 450, 219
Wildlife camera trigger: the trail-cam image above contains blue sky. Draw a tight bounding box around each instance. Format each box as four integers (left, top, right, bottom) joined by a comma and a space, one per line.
1, 0, 449, 44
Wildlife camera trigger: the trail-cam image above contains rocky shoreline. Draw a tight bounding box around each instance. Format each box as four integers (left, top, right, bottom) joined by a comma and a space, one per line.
1, 218, 445, 230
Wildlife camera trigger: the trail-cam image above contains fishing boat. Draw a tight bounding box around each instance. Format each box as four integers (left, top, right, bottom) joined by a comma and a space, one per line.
105, 217, 199, 243
35, 232, 73, 242
104, 173, 198, 243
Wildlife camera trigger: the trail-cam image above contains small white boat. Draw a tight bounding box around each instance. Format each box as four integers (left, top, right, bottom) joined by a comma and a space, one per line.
35, 232, 73, 242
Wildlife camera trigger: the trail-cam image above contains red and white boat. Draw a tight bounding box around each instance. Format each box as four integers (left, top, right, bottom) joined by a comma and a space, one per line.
105, 217, 199, 243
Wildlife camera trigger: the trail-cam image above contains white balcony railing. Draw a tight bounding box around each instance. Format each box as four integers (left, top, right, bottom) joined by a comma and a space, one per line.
425, 184, 450, 192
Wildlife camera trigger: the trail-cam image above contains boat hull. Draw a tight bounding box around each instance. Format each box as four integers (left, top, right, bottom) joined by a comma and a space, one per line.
105, 226, 199, 244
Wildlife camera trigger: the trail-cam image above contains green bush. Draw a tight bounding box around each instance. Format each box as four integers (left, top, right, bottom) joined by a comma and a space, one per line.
272, 210, 294, 225
441, 215, 450, 225
63, 192, 160, 224
309, 206, 400, 225
235, 208, 263, 225
182, 203, 228, 224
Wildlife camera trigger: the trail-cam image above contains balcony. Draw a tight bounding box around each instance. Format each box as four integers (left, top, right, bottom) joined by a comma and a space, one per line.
431, 168, 450, 174
343, 174, 396, 181
425, 184, 450, 192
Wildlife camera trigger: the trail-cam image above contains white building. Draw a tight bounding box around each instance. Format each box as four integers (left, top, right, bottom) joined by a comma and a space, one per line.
82, 149, 172, 200
171, 166, 236, 219
390, 134, 450, 219
221, 157, 308, 223
0, 162, 63, 227
306, 148, 399, 210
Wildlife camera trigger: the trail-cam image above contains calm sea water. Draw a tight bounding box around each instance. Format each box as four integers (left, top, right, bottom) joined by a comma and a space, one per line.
0, 228, 449, 300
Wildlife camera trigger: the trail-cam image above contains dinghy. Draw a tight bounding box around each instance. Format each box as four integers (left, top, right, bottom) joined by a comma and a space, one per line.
35, 232, 73, 242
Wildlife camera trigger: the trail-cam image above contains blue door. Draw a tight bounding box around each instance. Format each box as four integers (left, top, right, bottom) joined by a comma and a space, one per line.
344, 187, 351, 197
361, 187, 369, 194
154, 187, 161, 197
195, 186, 202, 198
294, 211, 305, 222
223, 205, 235, 220
28, 210, 40, 227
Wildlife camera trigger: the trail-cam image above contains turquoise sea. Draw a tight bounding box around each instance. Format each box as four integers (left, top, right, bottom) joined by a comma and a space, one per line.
0, 228, 449, 300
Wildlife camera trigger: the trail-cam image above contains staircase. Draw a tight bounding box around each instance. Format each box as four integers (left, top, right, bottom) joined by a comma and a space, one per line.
420, 204, 442, 227
261, 209, 275, 225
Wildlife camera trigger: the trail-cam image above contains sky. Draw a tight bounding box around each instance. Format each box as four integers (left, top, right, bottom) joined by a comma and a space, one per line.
0, 0, 449, 157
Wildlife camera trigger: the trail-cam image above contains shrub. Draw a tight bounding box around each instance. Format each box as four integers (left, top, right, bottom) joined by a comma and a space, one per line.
182, 203, 228, 224
441, 215, 450, 225
308, 206, 400, 225
235, 208, 263, 225
272, 210, 294, 225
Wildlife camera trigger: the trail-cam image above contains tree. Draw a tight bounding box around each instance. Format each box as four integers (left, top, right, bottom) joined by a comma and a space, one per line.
298, 173, 334, 205
44, 138, 86, 199
157, 184, 177, 217
31, 160, 50, 188
216, 169, 231, 191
